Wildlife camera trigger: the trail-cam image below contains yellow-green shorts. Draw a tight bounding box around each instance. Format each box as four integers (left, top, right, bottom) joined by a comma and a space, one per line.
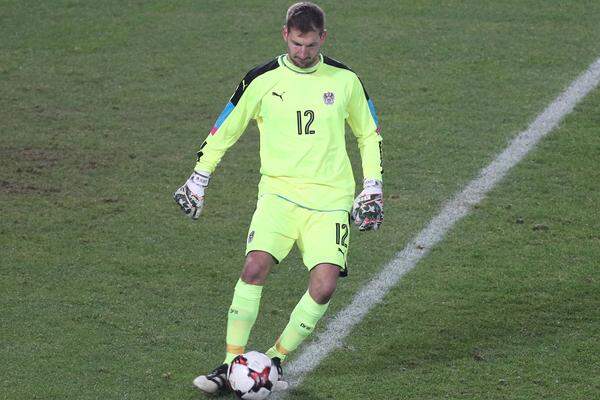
245, 195, 350, 276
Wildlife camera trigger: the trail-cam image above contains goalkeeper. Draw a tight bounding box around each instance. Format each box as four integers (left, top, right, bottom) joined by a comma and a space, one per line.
174, 1, 383, 394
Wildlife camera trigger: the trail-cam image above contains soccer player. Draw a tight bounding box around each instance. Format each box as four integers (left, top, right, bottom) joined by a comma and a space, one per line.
173, 1, 383, 394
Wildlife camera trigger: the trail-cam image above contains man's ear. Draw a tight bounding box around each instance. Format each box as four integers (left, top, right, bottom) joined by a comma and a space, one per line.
282, 26, 289, 41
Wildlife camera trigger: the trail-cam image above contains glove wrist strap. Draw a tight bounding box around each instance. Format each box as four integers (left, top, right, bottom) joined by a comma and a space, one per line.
363, 178, 382, 189
191, 171, 210, 187
187, 171, 210, 196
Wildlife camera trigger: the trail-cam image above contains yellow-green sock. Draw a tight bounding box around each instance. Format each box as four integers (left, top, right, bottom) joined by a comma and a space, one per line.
224, 279, 263, 364
266, 291, 329, 361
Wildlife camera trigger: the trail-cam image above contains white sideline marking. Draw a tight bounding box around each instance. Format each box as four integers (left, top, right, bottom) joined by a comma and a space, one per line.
276, 56, 600, 395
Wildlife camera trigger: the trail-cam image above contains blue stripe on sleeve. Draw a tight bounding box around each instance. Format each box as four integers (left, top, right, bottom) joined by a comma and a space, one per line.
210, 101, 235, 134
368, 99, 379, 126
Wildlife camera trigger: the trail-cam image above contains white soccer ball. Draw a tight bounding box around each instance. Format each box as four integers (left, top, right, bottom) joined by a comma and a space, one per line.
227, 351, 278, 400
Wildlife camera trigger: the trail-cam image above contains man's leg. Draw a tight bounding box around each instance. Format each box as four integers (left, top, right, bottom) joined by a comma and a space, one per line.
225, 250, 275, 363
266, 263, 339, 361
194, 250, 275, 394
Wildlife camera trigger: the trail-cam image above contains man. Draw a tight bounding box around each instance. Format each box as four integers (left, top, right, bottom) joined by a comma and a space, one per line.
173, 2, 383, 394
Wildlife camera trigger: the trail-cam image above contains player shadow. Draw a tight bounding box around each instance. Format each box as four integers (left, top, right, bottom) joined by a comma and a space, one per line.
188, 387, 329, 400
284, 388, 330, 400
189, 389, 325, 400
188, 389, 234, 399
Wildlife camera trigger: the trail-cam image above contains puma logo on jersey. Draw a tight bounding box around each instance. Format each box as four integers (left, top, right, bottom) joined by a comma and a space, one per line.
272, 91, 285, 101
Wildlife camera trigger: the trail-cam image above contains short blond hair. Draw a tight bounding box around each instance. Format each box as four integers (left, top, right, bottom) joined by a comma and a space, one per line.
285, 2, 325, 34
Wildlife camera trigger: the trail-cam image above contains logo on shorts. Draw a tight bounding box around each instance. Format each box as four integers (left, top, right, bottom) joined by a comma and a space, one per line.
247, 230, 255, 243
323, 92, 335, 105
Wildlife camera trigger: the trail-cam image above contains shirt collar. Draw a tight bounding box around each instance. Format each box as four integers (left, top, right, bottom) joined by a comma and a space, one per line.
279, 53, 323, 74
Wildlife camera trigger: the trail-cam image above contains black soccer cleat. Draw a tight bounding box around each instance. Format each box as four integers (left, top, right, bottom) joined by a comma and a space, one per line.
271, 357, 289, 391
192, 363, 229, 394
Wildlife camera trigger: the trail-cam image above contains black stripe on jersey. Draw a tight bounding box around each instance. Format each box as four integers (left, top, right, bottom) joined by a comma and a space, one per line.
323, 55, 371, 101
323, 55, 353, 72
229, 58, 280, 106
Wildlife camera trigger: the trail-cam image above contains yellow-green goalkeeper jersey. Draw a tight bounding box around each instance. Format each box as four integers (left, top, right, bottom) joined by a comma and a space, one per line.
195, 53, 383, 212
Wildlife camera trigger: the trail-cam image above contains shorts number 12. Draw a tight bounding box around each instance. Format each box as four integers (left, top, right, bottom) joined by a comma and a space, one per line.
335, 223, 348, 247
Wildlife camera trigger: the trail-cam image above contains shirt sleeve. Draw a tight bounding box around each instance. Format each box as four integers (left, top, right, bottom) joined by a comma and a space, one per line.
194, 76, 261, 174
346, 74, 383, 182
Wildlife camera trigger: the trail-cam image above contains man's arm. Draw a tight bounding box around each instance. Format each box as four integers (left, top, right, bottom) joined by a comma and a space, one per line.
173, 65, 268, 220
347, 74, 384, 230
194, 57, 280, 174
195, 76, 261, 174
347, 74, 383, 181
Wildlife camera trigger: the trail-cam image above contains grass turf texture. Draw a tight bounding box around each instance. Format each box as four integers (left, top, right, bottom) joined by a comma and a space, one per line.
293, 81, 600, 400
1, 1, 599, 399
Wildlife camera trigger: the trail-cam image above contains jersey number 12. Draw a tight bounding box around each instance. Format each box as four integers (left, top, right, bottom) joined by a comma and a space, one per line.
296, 110, 315, 135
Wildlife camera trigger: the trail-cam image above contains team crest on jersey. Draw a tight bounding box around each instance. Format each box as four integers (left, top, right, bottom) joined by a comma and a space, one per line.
323, 92, 335, 105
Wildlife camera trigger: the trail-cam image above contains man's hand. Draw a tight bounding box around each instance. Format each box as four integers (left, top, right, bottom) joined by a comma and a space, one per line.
173, 171, 210, 220
351, 179, 383, 231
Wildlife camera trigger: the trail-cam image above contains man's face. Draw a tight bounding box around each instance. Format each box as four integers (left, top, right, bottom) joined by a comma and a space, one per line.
283, 26, 327, 68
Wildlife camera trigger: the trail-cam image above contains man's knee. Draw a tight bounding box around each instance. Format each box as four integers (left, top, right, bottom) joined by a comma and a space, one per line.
241, 251, 275, 285
310, 282, 336, 304
309, 264, 340, 304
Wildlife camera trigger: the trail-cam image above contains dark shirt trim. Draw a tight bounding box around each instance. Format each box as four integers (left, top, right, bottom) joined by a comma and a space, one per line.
323, 55, 353, 72
323, 55, 370, 101
230, 58, 280, 105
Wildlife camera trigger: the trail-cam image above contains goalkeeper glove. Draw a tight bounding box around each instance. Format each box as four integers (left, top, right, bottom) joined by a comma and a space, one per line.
173, 171, 210, 220
351, 179, 384, 231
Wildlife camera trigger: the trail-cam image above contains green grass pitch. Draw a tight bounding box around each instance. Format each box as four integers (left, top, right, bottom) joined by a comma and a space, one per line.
1, 1, 599, 399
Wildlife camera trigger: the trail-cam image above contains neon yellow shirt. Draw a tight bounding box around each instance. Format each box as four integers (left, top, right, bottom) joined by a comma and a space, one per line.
195, 54, 382, 212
